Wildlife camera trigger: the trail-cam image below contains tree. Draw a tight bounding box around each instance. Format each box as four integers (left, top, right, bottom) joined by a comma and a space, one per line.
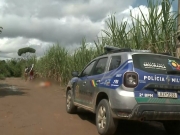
17, 47, 36, 61
0, 27, 3, 34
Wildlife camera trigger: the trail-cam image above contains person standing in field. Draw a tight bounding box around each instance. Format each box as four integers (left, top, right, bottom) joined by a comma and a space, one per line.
29, 64, 34, 80
24, 66, 29, 81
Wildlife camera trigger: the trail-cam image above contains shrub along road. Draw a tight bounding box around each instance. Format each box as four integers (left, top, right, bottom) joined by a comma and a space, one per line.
0, 78, 167, 135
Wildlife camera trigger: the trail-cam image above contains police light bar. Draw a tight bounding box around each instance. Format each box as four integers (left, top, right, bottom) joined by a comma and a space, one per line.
131, 49, 151, 53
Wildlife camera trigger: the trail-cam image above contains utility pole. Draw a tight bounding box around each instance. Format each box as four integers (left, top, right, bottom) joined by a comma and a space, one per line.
176, 0, 180, 58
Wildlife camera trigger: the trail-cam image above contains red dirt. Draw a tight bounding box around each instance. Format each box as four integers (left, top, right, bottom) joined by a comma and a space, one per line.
0, 78, 167, 135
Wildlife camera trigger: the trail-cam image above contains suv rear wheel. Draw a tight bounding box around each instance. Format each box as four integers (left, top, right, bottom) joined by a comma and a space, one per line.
163, 121, 180, 135
96, 99, 118, 135
66, 90, 77, 114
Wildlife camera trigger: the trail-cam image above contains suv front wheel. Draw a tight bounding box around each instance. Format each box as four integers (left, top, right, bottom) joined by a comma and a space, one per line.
96, 99, 118, 135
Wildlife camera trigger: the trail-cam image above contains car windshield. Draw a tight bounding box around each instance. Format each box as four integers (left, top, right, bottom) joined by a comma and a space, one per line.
132, 54, 180, 75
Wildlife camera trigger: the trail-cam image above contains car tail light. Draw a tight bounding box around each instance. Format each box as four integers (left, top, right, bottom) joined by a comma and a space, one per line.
124, 72, 138, 88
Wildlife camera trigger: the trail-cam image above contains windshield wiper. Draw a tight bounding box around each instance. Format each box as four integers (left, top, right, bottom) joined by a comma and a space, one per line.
166, 70, 180, 75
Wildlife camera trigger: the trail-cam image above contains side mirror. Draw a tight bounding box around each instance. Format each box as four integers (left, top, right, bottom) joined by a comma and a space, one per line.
71, 71, 79, 77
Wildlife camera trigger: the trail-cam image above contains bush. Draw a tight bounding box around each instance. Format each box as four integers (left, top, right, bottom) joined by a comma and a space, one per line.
0, 74, 5, 80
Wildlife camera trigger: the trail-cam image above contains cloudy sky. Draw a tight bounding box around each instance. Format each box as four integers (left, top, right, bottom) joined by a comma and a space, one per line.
0, 0, 178, 60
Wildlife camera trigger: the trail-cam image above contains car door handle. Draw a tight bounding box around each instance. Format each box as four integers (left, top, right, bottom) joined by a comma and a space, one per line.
96, 80, 100, 83
83, 81, 86, 86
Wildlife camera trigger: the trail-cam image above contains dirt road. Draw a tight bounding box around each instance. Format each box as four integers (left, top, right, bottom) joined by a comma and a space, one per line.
0, 78, 167, 135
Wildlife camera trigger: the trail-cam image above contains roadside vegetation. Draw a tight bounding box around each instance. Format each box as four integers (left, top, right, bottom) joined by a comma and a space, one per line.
0, 0, 178, 84
0, 59, 23, 80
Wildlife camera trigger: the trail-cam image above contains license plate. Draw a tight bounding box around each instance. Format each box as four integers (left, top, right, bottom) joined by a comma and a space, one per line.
157, 92, 178, 98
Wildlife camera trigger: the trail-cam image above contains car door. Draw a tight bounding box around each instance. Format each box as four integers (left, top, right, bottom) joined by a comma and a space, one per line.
84, 57, 109, 108
74, 60, 97, 105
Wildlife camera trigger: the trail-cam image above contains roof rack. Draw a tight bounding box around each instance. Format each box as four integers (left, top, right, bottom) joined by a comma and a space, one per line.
131, 49, 152, 53
100, 45, 151, 56
99, 46, 173, 56
158, 53, 172, 56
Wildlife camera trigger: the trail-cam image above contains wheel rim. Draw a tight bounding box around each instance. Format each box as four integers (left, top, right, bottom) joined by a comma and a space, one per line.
97, 106, 107, 129
67, 93, 71, 110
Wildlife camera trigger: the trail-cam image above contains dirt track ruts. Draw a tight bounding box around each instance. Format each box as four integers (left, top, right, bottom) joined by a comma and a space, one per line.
0, 78, 167, 135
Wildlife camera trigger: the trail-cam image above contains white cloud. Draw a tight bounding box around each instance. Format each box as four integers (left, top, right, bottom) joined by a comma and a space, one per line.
0, 0, 139, 59
0, 37, 52, 59
120, 4, 173, 25
120, 5, 149, 24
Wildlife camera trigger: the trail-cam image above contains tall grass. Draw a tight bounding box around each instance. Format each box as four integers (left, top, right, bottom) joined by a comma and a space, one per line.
30, 0, 178, 84
101, 0, 177, 55
35, 39, 99, 83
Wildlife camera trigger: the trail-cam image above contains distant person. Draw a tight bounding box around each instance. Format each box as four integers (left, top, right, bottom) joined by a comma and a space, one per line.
24, 66, 29, 81
29, 65, 34, 80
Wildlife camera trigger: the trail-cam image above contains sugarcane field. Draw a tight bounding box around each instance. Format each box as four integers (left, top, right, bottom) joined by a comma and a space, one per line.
1, 0, 180, 135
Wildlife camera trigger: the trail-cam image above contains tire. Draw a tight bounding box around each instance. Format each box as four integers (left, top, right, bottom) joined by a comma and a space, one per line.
66, 90, 77, 114
96, 99, 118, 135
163, 121, 180, 135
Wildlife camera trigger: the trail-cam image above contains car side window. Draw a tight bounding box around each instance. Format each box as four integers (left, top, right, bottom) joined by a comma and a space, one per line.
81, 60, 96, 77
92, 57, 108, 75
109, 56, 121, 71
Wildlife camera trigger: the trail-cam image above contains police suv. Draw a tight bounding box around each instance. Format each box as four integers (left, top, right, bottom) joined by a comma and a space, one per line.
66, 46, 180, 135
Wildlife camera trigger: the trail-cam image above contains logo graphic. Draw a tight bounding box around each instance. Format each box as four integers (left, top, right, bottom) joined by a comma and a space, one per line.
168, 59, 180, 70
116, 74, 122, 77
143, 62, 166, 70
104, 79, 111, 86
113, 80, 119, 84
91, 80, 97, 87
